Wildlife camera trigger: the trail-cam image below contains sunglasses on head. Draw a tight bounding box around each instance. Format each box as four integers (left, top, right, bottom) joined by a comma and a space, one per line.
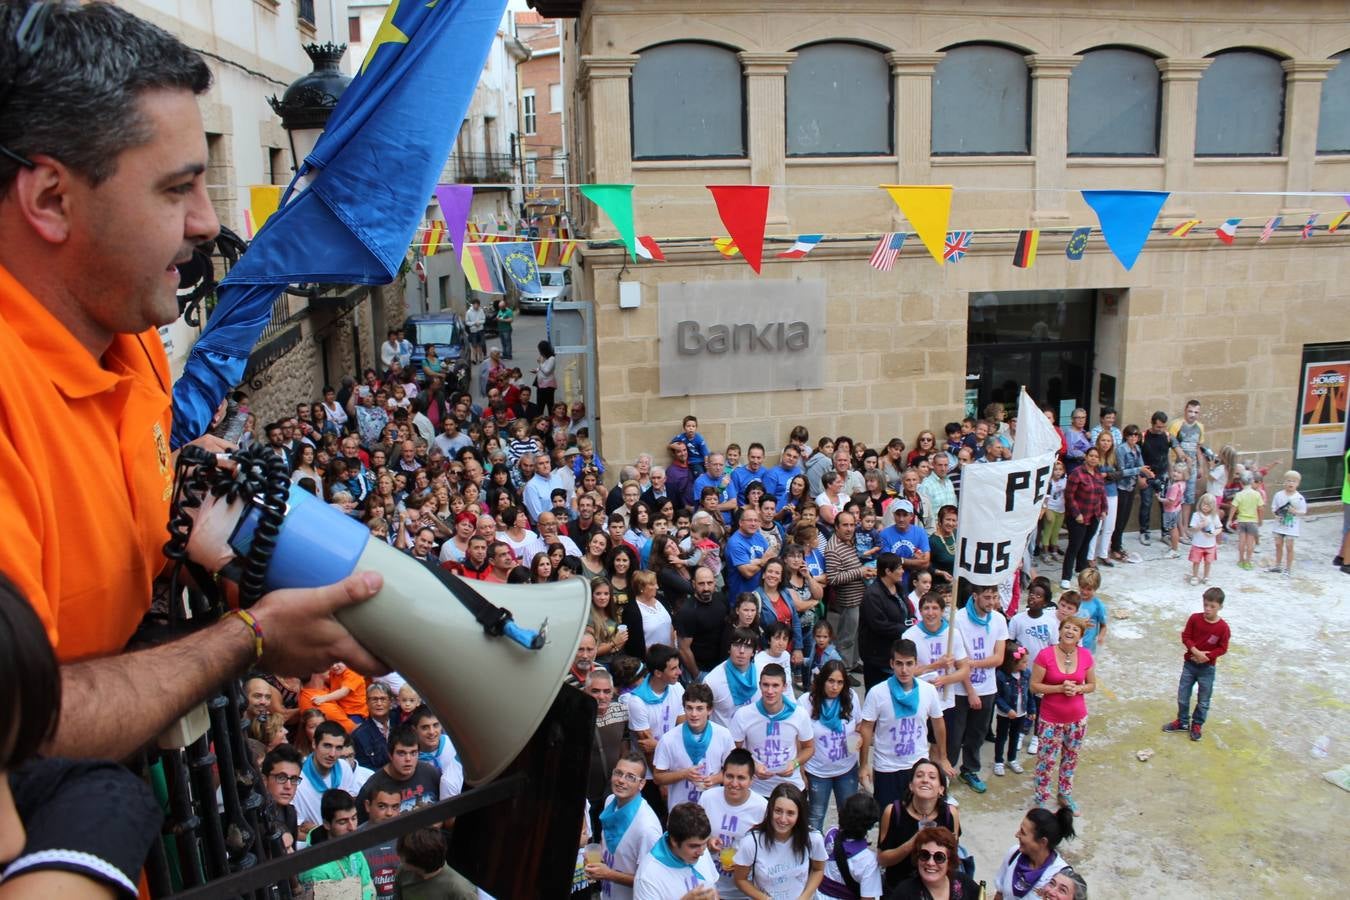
918, 849, 948, 864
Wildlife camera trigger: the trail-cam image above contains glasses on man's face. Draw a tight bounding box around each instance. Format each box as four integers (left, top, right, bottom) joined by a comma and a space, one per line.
917, 849, 948, 864
612, 771, 642, 784
270, 774, 303, 787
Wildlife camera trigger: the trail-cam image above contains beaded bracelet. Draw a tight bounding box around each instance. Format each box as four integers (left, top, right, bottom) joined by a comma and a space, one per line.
224, 608, 264, 662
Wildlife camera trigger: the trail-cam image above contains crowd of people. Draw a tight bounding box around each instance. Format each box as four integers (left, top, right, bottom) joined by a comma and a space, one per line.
237, 338, 1313, 899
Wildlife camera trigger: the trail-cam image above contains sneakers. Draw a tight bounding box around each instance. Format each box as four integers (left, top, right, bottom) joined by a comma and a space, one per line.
1187, 575, 1200, 586
1335, 555, 1345, 567
1008, 760, 1025, 775
1139, 532, 1151, 546
1026, 735, 1039, 754
959, 771, 987, 794
1162, 719, 1189, 733
1266, 566, 1284, 574
1190, 724, 1203, 741
1166, 549, 1180, 559
1097, 557, 1115, 568
1238, 560, 1254, 571
993, 762, 1006, 777
1179, 534, 1192, 546
1060, 579, 1072, 589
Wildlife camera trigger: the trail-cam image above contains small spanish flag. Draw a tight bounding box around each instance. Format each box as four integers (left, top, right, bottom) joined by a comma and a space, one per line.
558, 241, 579, 265
714, 237, 740, 258
421, 221, 445, 255
1012, 229, 1039, 268
535, 240, 554, 266
1168, 219, 1201, 238
1329, 210, 1350, 234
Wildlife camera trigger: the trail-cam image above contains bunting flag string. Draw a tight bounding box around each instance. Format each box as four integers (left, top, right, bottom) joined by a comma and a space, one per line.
1012, 229, 1038, 269
1081, 190, 1169, 270
882, 184, 952, 266
707, 185, 770, 272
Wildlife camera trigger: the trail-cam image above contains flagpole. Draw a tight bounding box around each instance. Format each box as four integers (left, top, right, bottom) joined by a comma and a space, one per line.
942, 526, 959, 705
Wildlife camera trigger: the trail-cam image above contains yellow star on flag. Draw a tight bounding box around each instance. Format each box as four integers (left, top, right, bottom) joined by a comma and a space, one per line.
360, 0, 410, 75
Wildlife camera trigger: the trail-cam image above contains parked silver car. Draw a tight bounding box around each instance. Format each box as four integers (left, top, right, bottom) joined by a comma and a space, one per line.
518, 266, 572, 313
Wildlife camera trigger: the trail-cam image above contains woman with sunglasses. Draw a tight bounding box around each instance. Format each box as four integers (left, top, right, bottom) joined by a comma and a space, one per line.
887, 825, 976, 900
991, 807, 1075, 900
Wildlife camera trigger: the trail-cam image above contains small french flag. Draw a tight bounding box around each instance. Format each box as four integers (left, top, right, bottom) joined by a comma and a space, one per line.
635, 235, 665, 261
776, 234, 823, 259
1215, 218, 1241, 245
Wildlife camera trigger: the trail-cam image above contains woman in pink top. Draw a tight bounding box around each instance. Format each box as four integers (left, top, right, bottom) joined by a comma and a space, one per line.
1030, 616, 1096, 816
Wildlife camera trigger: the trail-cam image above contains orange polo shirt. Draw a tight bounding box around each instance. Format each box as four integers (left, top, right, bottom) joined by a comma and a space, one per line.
0, 263, 175, 662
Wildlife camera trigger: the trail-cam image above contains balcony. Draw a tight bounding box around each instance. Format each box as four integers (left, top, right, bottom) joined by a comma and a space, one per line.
444, 152, 517, 185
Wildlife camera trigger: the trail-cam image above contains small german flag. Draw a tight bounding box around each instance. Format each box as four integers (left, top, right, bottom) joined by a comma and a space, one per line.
1012, 229, 1039, 268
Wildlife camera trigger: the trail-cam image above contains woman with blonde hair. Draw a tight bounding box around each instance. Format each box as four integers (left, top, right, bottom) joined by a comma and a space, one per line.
1088, 430, 1120, 568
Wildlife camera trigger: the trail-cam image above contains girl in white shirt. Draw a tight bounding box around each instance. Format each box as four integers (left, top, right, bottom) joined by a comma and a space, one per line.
733, 783, 827, 900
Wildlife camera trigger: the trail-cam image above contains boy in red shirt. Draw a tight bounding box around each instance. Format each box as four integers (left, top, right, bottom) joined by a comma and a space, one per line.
1162, 588, 1230, 741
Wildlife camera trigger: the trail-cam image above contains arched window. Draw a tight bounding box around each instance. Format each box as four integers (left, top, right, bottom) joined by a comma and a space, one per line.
1195, 49, 1285, 156
1317, 50, 1350, 153
1068, 47, 1160, 156
932, 44, 1030, 155
787, 42, 892, 156
631, 42, 744, 159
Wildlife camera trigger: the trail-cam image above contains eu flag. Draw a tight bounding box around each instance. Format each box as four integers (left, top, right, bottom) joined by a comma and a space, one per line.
494, 242, 543, 295
171, 0, 508, 447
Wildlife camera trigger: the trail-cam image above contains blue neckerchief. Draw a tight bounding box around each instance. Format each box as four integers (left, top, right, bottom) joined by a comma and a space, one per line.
651, 834, 704, 881
965, 600, 992, 631
599, 794, 642, 852
725, 659, 757, 707
419, 733, 447, 769
917, 618, 948, 638
682, 722, 712, 765
818, 697, 845, 733
887, 677, 921, 719
755, 697, 797, 722
302, 755, 340, 794
633, 674, 668, 706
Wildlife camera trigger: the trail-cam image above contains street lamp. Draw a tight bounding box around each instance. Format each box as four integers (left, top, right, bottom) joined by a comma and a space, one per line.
268, 42, 351, 181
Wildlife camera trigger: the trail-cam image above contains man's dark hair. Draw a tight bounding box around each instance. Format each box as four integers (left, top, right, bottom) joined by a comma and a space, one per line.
667, 802, 712, 844
722, 747, 755, 775
313, 721, 347, 747
407, 704, 439, 729
683, 682, 714, 708
876, 552, 902, 578
645, 643, 679, 674
320, 788, 357, 824
890, 638, 918, 661
388, 724, 420, 752
261, 744, 302, 776
396, 827, 447, 873
0, 2, 212, 189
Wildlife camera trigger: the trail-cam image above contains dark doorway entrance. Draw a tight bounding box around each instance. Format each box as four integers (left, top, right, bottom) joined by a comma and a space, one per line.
966, 290, 1096, 420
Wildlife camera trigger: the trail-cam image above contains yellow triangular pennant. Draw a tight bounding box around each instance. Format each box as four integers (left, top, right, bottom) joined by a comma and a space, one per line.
880, 185, 953, 266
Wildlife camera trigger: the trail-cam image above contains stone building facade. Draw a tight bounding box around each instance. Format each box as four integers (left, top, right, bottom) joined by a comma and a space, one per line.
549, 0, 1350, 498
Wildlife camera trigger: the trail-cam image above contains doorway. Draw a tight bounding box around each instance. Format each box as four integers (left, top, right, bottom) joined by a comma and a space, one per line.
966, 290, 1096, 419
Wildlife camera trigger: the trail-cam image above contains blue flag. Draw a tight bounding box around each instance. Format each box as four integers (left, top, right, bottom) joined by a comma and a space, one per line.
494, 242, 543, 295
1064, 227, 1091, 261
1080, 190, 1170, 271
171, 0, 508, 447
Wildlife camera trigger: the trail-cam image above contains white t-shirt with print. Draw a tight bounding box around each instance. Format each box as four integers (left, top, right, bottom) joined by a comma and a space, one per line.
700, 787, 769, 900
730, 701, 814, 796
599, 795, 663, 900
632, 844, 719, 900
951, 606, 1008, 698
653, 722, 736, 807
798, 690, 863, 779
1271, 490, 1307, 537
1189, 512, 1222, 548
624, 682, 685, 745
860, 678, 943, 774
902, 623, 969, 712
1009, 611, 1059, 662
733, 830, 827, 900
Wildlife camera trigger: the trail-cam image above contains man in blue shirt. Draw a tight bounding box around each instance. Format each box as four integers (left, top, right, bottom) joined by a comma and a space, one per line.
877, 499, 931, 590
692, 452, 737, 526
729, 442, 768, 504
725, 507, 771, 604
760, 444, 803, 506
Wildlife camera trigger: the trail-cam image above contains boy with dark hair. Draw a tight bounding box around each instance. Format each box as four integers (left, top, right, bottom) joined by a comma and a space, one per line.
633, 802, 718, 897
394, 828, 481, 899
299, 790, 375, 896
1163, 588, 1230, 741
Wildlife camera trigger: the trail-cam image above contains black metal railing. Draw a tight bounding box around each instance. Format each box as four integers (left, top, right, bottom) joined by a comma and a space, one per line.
445, 153, 517, 184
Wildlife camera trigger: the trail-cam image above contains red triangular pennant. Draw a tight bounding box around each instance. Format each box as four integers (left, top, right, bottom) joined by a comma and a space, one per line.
707, 185, 770, 273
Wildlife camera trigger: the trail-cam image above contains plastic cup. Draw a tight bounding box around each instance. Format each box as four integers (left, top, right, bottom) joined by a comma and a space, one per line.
719, 846, 736, 871
584, 843, 604, 867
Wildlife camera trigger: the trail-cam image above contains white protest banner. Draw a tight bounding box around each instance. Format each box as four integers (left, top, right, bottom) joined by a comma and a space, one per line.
955, 390, 1061, 586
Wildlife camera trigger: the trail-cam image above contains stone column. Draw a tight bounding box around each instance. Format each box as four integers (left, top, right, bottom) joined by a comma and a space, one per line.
886, 52, 945, 187
738, 51, 797, 229
1026, 55, 1082, 226
1281, 59, 1339, 207
579, 55, 638, 237
1156, 58, 1212, 220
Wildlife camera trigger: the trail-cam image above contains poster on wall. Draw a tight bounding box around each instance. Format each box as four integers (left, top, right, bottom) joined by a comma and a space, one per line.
1295, 361, 1350, 459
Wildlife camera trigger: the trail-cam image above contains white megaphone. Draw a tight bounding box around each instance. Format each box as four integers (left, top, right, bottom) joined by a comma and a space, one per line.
182, 470, 588, 785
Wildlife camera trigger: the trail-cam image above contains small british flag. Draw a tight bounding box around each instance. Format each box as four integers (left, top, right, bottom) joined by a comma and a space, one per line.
944, 231, 972, 263
868, 232, 907, 271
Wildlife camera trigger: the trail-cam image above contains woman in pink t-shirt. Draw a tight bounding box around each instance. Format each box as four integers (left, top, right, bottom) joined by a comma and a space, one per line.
1030, 616, 1097, 815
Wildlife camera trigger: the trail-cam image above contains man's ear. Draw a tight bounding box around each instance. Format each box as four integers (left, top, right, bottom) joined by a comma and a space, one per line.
10, 155, 75, 244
